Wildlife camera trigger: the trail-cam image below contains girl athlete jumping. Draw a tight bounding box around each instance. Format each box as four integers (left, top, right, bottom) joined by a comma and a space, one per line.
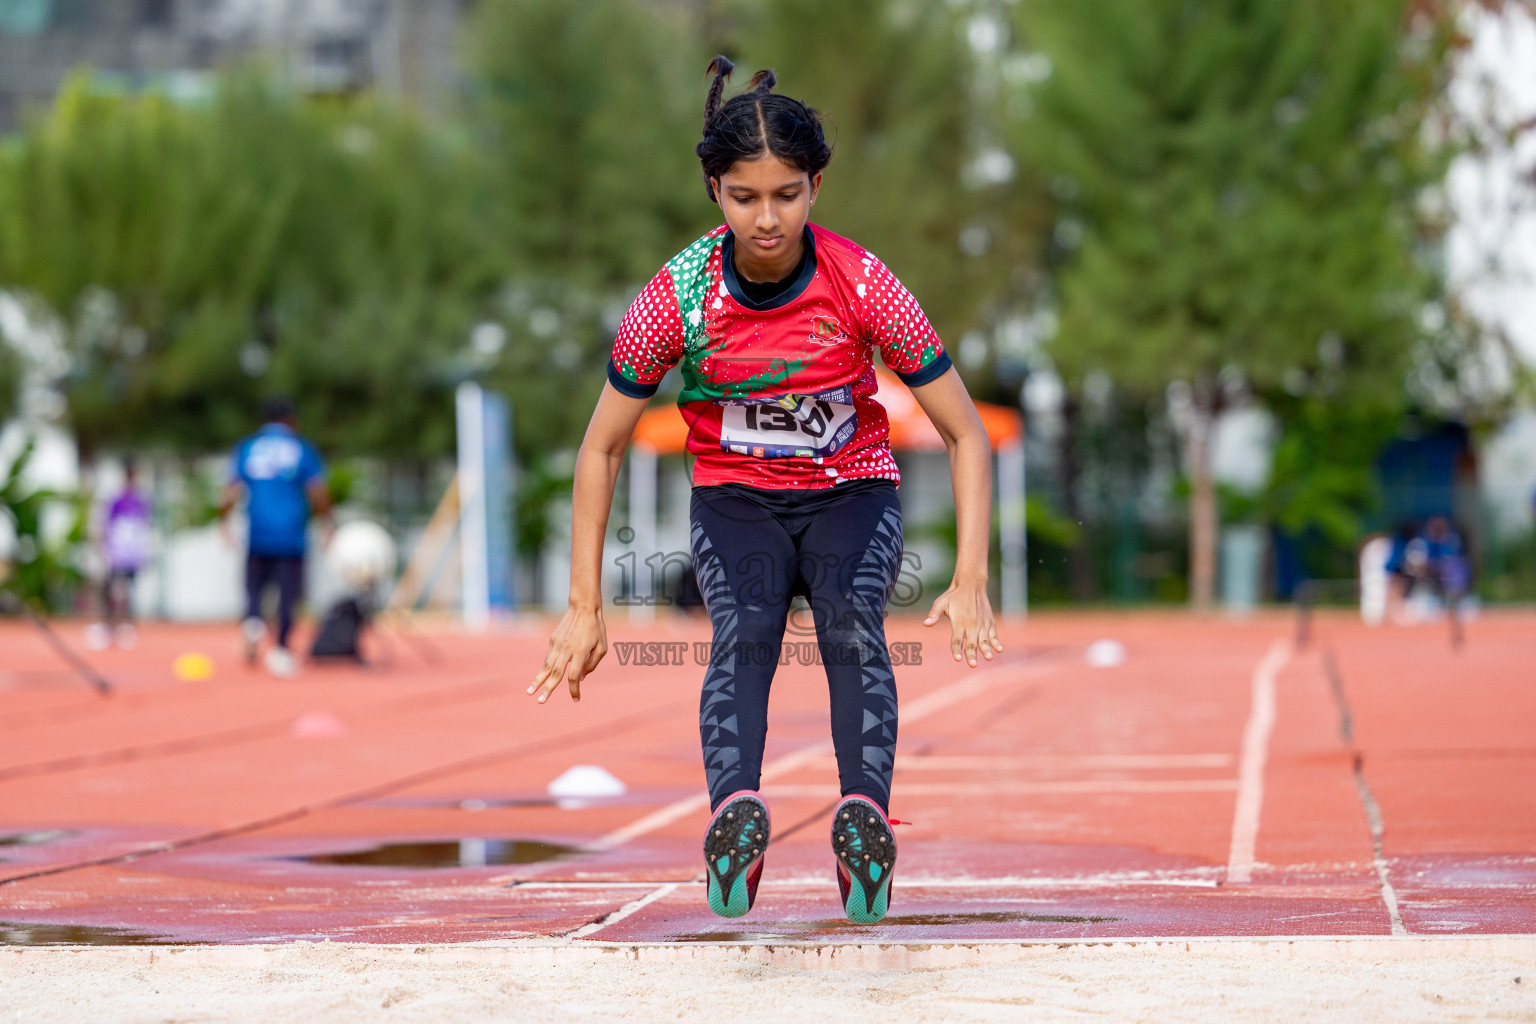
529, 58, 1003, 924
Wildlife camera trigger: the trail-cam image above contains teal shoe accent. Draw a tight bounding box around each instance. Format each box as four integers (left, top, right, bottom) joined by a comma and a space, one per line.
841, 870, 892, 925
832, 796, 896, 924
707, 864, 754, 917
703, 793, 770, 919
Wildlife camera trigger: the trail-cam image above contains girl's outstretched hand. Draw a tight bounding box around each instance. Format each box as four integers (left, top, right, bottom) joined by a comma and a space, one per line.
528, 606, 607, 704
923, 579, 1003, 668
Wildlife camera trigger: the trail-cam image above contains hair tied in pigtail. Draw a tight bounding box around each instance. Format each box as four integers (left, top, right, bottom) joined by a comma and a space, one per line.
704, 55, 734, 128
696, 62, 829, 203
747, 69, 777, 95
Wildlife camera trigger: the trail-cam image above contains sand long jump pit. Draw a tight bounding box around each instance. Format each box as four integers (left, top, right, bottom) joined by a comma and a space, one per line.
2, 611, 1534, 1020
4, 936, 1534, 1022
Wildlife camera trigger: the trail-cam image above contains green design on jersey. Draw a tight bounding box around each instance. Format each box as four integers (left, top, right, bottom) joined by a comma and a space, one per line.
676, 331, 729, 405
675, 334, 808, 404
665, 230, 721, 357
718, 356, 808, 397
661, 227, 811, 405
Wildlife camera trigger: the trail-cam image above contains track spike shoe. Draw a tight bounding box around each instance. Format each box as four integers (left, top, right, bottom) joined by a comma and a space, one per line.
832, 795, 895, 924
703, 791, 770, 918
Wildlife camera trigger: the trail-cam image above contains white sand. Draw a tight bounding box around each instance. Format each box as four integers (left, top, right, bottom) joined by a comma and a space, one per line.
3, 940, 1534, 1023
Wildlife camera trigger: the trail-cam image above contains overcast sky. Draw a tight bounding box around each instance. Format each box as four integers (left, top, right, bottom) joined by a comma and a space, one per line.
1447, 6, 1536, 361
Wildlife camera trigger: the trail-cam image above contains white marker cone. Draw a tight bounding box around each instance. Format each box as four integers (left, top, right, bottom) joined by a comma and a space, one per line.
1084, 639, 1127, 669
547, 765, 627, 809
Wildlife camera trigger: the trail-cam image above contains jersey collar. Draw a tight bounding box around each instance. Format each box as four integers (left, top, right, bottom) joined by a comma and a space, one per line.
721, 225, 818, 312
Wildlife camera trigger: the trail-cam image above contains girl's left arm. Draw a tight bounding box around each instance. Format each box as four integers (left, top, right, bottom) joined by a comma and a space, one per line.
908, 367, 1005, 668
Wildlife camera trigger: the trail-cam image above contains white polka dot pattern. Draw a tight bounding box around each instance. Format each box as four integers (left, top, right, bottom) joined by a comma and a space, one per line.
610, 268, 685, 389
606, 223, 948, 491
852, 249, 947, 379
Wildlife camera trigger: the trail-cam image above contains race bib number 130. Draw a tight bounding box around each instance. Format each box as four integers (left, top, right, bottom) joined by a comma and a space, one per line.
719, 385, 858, 459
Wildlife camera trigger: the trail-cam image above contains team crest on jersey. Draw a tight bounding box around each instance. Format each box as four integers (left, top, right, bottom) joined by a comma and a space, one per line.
806, 315, 846, 348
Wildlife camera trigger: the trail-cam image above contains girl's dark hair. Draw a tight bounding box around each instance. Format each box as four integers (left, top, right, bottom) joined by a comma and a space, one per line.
696, 55, 831, 202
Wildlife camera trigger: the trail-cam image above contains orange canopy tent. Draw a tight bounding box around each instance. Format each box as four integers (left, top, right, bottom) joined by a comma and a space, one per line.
632, 366, 1023, 453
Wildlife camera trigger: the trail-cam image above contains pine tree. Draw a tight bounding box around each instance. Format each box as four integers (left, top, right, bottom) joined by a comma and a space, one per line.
718, 0, 1045, 352
463, 0, 710, 460
1015, 0, 1457, 606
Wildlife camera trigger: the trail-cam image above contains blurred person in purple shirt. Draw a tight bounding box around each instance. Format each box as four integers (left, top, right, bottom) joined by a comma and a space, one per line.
86, 460, 153, 651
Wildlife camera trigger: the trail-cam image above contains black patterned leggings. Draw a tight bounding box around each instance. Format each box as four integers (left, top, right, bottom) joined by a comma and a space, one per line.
689, 479, 903, 814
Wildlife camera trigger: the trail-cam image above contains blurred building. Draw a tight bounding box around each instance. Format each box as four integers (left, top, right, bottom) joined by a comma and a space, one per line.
0, 0, 474, 131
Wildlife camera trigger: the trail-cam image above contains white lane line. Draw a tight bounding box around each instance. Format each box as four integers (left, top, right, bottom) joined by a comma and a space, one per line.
1225, 639, 1293, 884
588, 793, 710, 851
527, 865, 1224, 938
1374, 859, 1408, 937
764, 779, 1239, 797
1353, 763, 1409, 936
762, 874, 1222, 890
588, 742, 831, 851
899, 659, 1050, 721
510, 881, 681, 889
564, 881, 681, 939
589, 658, 1058, 851
806, 753, 1235, 771
529, 874, 1220, 896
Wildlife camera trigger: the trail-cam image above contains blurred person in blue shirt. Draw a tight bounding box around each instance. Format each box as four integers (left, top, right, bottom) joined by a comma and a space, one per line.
219, 398, 331, 676
1386, 515, 1468, 607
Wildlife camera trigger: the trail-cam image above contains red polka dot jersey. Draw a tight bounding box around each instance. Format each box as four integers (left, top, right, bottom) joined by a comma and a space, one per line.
608, 223, 951, 489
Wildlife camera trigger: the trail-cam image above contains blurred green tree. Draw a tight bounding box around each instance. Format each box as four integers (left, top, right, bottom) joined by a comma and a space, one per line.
0, 437, 84, 612
716, 0, 1047, 356
1014, 0, 1459, 606
0, 72, 501, 460
464, 0, 709, 462
0, 333, 19, 423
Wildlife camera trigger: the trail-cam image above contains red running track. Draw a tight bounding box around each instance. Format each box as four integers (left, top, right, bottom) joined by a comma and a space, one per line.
0, 609, 1531, 945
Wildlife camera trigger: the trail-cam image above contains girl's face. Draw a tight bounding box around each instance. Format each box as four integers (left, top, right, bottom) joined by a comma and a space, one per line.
711, 154, 822, 278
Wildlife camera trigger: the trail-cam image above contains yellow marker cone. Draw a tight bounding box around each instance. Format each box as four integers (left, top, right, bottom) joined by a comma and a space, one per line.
172, 652, 215, 682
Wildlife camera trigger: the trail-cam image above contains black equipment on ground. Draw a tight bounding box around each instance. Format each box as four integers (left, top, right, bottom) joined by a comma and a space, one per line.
309, 596, 368, 661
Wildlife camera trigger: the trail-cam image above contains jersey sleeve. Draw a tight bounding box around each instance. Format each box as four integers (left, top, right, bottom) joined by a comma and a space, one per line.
859, 259, 952, 388
607, 269, 685, 399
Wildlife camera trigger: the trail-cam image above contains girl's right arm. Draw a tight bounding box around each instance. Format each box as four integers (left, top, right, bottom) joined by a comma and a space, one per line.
527, 382, 650, 705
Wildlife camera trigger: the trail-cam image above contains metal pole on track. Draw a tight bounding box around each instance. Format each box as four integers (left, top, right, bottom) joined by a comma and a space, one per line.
2, 592, 114, 696
998, 439, 1027, 618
